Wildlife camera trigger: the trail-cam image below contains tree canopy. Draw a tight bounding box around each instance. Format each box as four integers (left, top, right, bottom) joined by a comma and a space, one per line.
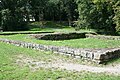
77, 0, 120, 34
0, 0, 119, 34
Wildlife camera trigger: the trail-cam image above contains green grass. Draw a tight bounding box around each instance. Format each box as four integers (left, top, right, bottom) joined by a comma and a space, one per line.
0, 30, 54, 35
0, 34, 120, 48
29, 21, 69, 29
0, 21, 96, 35
0, 28, 95, 36
0, 42, 120, 80
0, 27, 75, 35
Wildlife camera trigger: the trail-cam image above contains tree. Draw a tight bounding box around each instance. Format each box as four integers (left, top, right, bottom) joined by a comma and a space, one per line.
30, 0, 48, 21
113, 1, 120, 32
76, 0, 119, 34
61, 0, 78, 26
0, 0, 29, 31
76, 0, 95, 29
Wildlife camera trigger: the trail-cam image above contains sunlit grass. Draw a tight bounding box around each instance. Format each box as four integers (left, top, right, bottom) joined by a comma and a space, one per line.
0, 34, 120, 48
0, 42, 120, 80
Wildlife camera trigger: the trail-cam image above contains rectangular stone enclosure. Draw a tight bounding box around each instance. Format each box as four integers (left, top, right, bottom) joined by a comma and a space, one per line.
29, 32, 87, 40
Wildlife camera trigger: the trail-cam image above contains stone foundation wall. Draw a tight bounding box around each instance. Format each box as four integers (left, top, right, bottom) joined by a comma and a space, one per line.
86, 34, 120, 40
29, 32, 86, 40
0, 38, 120, 64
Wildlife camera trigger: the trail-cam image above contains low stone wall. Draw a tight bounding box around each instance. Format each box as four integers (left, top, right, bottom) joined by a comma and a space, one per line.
29, 32, 86, 40
86, 34, 120, 40
0, 38, 120, 64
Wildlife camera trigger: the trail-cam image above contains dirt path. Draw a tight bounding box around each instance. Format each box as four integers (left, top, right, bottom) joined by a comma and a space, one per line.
16, 55, 120, 75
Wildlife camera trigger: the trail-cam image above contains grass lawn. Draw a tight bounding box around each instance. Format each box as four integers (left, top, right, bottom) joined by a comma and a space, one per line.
0, 30, 54, 35
0, 42, 120, 80
0, 28, 95, 35
0, 34, 120, 49
0, 21, 96, 35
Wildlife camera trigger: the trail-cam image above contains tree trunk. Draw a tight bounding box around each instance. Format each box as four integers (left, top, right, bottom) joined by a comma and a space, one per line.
68, 12, 72, 27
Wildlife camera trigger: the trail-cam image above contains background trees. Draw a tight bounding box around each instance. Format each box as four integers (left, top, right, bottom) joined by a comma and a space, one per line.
113, 0, 120, 32
77, 0, 120, 34
0, 0, 29, 31
0, 0, 119, 34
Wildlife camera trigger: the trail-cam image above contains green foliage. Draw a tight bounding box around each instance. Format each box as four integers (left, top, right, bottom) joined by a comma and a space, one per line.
113, 1, 120, 32
77, 0, 95, 29
1, 9, 11, 30
0, 0, 78, 31
0, 0, 119, 33
76, 0, 120, 34
0, 0, 28, 31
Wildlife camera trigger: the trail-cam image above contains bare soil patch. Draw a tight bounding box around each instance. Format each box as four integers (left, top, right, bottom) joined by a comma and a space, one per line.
16, 54, 120, 75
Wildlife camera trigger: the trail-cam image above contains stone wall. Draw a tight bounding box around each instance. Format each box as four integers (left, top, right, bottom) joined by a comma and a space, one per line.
0, 38, 120, 64
29, 32, 86, 40
86, 34, 120, 40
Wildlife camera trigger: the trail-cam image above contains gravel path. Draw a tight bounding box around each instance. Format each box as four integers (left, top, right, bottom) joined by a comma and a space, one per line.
16, 55, 120, 75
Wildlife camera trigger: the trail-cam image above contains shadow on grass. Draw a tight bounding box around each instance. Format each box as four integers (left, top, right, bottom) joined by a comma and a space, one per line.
103, 58, 120, 65
93, 29, 120, 36
29, 21, 69, 30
